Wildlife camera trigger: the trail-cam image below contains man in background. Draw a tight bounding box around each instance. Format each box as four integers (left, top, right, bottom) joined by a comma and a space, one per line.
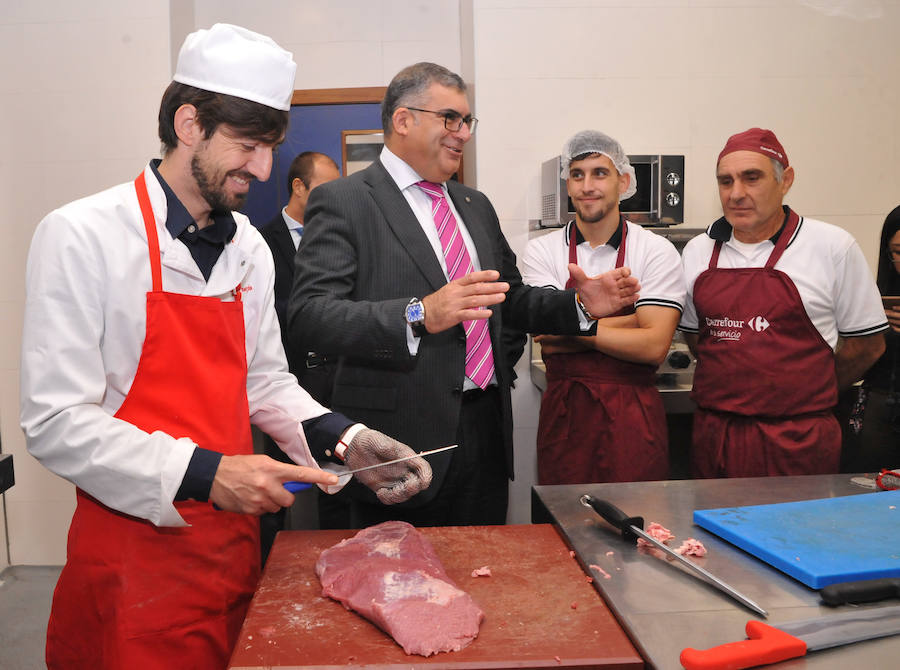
521, 130, 685, 485
259, 151, 342, 548
261, 150, 341, 399
679, 127, 887, 478
289, 62, 641, 529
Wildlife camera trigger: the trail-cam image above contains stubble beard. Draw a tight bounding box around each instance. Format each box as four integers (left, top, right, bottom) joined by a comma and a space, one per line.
575, 199, 613, 224
191, 153, 249, 212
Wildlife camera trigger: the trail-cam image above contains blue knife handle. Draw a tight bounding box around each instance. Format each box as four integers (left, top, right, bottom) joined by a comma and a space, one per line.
821, 577, 900, 606
283, 481, 313, 493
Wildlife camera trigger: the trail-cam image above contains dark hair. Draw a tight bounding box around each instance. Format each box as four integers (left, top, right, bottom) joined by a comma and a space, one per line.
877, 204, 900, 295
381, 62, 466, 136
287, 151, 336, 191
158, 81, 289, 154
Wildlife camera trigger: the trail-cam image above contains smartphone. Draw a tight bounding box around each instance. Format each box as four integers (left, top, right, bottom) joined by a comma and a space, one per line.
883, 296, 900, 310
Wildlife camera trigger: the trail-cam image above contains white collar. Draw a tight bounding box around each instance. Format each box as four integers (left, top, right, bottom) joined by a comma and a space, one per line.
281, 206, 302, 230
380, 145, 442, 193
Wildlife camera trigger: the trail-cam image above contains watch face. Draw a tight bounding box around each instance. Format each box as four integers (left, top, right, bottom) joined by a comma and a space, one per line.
406, 302, 425, 323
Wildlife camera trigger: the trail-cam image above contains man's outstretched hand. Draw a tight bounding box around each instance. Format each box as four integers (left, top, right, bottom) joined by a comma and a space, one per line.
568, 264, 640, 318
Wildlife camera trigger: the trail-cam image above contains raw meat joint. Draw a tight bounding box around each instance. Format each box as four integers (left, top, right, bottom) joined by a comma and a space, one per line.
315, 521, 485, 656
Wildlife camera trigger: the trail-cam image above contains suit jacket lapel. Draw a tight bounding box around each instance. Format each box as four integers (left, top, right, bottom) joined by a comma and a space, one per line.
271, 220, 296, 273
363, 161, 447, 291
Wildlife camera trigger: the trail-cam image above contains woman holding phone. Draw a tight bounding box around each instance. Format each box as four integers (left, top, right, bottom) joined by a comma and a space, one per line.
842, 206, 900, 473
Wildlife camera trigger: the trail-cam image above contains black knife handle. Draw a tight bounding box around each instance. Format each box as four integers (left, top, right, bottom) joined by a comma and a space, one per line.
583, 496, 644, 542
820, 578, 900, 606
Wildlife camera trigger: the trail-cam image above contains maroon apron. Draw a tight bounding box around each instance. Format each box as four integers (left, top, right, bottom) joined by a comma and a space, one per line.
46, 173, 260, 669
690, 208, 840, 478
537, 219, 668, 485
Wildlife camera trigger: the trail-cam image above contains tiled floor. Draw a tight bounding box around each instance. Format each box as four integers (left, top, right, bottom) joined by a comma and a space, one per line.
0, 565, 60, 670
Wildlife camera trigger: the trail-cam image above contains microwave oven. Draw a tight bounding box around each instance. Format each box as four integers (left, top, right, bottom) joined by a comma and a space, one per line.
540, 154, 685, 227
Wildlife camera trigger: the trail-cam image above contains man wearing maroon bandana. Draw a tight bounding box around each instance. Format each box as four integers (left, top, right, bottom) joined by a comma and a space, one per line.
679, 127, 888, 478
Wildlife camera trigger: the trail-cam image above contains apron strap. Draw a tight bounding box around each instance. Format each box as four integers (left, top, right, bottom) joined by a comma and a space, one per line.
134, 171, 244, 301
134, 172, 162, 293
708, 239, 723, 270
764, 207, 800, 269
614, 215, 627, 269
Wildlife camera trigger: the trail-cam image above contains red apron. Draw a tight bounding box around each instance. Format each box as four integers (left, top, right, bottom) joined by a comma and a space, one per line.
690, 208, 840, 478
46, 173, 259, 669
537, 219, 668, 485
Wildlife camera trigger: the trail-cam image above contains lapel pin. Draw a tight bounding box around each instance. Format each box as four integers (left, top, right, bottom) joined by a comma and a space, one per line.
465, 196, 471, 203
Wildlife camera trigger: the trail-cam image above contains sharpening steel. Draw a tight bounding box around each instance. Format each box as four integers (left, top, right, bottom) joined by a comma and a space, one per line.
580, 494, 768, 618
283, 444, 458, 492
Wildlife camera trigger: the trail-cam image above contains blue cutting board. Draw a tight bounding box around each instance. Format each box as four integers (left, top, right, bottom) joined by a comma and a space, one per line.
693, 490, 900, 589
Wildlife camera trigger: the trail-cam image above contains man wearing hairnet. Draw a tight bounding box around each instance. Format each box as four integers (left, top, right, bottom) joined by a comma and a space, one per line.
20, 24, 431, 668
679, 127, 887, 478
522, 130, 686, 484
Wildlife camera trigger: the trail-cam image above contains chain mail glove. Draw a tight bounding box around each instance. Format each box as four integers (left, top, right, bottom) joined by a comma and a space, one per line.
344, 429, 433, 504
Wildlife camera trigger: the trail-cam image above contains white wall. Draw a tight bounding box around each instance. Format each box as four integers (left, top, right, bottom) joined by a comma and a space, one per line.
190, 0, 461, 89
468, 0, 900, 522
1, 0, 172, 565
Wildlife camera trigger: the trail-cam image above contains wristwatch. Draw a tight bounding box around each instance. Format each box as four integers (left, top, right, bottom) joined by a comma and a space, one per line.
405, 298, 428, 337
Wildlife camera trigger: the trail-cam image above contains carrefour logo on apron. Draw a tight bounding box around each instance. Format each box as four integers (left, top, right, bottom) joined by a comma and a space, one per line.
705, 315, 770, 342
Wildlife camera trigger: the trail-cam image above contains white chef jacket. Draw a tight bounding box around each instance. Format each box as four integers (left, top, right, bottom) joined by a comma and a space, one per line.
20, 164, 332, 527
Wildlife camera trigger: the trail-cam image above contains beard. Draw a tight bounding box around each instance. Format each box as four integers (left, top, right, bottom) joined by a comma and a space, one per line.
190, 151, 252, 212
574, 198, 614, 224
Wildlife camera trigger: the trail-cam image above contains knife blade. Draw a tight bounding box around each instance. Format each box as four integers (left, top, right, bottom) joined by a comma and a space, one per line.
680, 604, 900, 669
580, 495, 768, 618
821, 577, 900, 606
283, 444, 458, 493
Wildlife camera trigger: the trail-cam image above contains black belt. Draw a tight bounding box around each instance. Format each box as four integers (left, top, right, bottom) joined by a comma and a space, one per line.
461, 385, 498, 402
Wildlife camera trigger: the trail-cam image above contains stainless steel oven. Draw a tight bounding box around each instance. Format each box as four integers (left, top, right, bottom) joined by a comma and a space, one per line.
540, 154, 685, 227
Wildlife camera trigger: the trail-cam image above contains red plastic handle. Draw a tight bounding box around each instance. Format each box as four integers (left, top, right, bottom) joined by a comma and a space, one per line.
680, 620, 808, 670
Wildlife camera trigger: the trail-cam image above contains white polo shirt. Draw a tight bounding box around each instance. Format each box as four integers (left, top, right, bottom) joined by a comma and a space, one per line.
679, 213, 889, 348
521, 219, 686, 313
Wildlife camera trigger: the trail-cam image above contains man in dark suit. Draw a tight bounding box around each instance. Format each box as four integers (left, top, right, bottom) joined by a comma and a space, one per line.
261, 151, 340, 402
259, 151, 341, 557
289, 62, 640, 528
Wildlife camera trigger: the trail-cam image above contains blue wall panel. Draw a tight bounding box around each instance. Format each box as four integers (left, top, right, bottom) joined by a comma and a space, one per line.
240, 102, 382, 228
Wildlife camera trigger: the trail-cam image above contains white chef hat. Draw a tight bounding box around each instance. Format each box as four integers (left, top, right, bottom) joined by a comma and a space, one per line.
560, 130, 637, 201
173, 23, 296, 111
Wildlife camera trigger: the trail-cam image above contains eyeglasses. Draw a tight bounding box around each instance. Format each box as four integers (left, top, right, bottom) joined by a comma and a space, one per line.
406, 107, 478, 133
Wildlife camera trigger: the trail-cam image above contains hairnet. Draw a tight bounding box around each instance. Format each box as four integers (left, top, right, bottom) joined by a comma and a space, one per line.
560, 130, 637, 200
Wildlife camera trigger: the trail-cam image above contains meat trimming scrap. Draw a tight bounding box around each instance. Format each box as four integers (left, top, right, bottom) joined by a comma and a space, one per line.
315, 521, 485, 656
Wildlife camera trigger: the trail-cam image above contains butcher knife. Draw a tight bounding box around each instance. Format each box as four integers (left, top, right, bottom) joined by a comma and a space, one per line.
282, 444, 458, 492
580, 495, 768, 618
821, 577, 900, 606
680, 604, 900, 669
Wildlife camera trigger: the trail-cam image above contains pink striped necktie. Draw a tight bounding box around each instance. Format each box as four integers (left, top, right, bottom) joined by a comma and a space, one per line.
416, 180, 495, 389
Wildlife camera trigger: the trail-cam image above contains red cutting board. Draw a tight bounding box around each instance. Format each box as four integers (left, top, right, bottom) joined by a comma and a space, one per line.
228, 524, 642, 669
694, 489, 900, 589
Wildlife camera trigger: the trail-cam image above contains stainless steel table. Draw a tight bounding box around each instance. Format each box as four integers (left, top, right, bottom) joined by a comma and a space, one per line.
532, 475, 898, 669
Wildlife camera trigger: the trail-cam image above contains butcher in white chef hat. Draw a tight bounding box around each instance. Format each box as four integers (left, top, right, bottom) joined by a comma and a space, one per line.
21, 23, 432, 669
